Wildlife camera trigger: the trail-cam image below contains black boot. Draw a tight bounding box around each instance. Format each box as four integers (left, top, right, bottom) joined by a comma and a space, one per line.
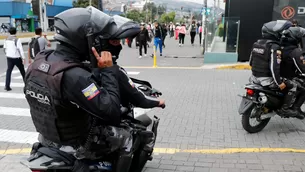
277, 92, 300, 118
292, 92, 305, 119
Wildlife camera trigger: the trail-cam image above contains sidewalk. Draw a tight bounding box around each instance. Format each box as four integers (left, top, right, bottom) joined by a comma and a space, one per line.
0, 36, 55, 48
0, 32, 54, 39
161, 35, 204, 58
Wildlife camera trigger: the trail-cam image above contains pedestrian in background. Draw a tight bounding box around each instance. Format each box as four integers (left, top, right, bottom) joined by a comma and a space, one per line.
28, 27, 51, 64
175, 23, 180, 40
189, 21, 197, 46
199, 24, 203, 45
3, 27, 26, 91
178, 23, 186, 47
136, 23, 150, 58
162, 23, 168, 48
169, 22, 174, 38
151, 21, 164, 57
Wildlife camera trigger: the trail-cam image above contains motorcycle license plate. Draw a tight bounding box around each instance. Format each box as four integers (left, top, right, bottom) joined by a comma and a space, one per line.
238, 97, 254, 114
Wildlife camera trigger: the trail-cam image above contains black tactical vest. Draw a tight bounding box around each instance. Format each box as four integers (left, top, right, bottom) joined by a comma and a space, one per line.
24, 50, 91, 146
251, 40, 278, 77
280, 46, 298, 79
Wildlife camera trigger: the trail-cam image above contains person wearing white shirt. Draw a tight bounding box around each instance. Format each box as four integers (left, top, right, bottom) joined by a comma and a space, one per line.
3, 27, 26, 91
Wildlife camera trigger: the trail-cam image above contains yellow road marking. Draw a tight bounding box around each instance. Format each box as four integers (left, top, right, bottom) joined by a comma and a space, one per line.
3, 147, 305, 155
216, 64, 251, 70
122, 66, 203, 69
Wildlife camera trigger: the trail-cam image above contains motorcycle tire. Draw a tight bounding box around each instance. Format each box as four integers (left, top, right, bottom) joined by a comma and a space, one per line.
241, 106, 271, 133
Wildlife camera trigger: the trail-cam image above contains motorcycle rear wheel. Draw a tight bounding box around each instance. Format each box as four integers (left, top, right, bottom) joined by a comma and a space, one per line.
241, 106, 271, 133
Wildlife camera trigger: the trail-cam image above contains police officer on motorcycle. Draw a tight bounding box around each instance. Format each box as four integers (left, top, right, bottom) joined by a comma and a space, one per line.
25, 7, 134, 172
280, 26, 305, 118
90, 15, 166, 171
249, 20, 301, 118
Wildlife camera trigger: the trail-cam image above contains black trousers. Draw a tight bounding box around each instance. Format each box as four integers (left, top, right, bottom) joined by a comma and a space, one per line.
162, 36, 166, 47
190, 32, 196, 44
199, 32, 202, 44
139, 40, 147, 56
179, 33, 185, 44
5, 57, 25, 89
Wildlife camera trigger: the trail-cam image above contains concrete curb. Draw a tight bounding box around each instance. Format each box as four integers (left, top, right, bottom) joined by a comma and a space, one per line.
0, 38, 56, 48
0, 33, 55, 39
164, 55, 204, 58
215, 64, 251, 70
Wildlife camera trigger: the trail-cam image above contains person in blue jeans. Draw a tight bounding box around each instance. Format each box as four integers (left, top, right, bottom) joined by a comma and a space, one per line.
151, 22, 164, 57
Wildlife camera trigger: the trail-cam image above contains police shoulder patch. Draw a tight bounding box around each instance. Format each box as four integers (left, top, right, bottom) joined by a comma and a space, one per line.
128, 78, 135, 88
82, 83, 100, 100
276, 50, 282, 55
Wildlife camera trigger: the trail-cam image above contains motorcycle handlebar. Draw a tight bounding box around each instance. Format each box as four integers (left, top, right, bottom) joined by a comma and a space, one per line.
159, 104, 166, 109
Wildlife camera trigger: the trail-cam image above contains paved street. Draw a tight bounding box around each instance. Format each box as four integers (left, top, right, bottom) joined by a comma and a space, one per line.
0, 35, 203, 75
1, 36, 305, 171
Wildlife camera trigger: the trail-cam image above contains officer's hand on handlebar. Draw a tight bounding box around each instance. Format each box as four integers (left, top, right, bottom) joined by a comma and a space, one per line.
159, 99, 166, 109
279, 82, 286, 90
92, 47, 113, 68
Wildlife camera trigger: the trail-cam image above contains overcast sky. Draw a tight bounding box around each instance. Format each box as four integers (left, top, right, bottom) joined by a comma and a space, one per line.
183, 0, 226, 9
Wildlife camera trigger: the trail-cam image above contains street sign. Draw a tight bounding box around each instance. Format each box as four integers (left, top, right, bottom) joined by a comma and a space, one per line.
201, 7, 211, 15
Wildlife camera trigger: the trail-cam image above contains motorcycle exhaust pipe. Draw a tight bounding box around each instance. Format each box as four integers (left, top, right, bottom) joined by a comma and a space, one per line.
258, 93, 268, 104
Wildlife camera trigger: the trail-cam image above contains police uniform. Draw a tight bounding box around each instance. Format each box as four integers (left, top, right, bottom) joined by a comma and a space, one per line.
281, 45, 305, 116
249, 39, 283, 87
24, 46, 131, 160
115, 65, 160, 108
249, 39, 300, 117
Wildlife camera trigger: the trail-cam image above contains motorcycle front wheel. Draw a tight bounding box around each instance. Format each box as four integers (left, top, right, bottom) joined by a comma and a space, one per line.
241, 106, 271, 133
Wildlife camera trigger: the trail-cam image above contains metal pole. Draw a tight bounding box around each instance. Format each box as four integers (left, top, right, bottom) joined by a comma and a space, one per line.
89, 0, 92, 6
39, 0, 44, 31
201, 0, 207, 54
43, 1, 48, 32
145, 0, 148, 23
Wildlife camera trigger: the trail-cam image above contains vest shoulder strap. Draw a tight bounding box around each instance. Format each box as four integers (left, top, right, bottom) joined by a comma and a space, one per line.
33, 50, 82, 76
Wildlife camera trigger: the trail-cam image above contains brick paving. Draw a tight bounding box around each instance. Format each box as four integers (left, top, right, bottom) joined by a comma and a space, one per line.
0, 34, 305, 171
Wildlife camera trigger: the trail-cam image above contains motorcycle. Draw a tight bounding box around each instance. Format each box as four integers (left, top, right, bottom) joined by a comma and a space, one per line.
238, 76, 305, 133
238, 83, 283, 133
22, 78, 164, 172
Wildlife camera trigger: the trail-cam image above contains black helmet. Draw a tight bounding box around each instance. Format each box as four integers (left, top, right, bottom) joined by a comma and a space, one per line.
262, 20, 292, 40
281, 27, 305, 45
111, 15, 141, 39
54, 6, 117, 64
93, 15, 141, 62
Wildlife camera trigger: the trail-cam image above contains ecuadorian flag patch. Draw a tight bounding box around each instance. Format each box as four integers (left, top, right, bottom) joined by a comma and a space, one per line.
82, 83, 100, 100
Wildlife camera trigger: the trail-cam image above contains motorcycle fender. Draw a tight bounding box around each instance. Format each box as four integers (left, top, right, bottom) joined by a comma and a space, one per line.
152, 116, 160, 135
238, 97, 254, 115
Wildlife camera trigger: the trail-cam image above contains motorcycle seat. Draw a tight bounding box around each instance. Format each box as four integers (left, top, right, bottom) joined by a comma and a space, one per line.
246, 83, 279, 91
262, 86, 279, 91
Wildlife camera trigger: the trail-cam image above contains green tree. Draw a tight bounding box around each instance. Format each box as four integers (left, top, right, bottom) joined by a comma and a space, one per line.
126, 10, 144, 23
160, 12, 175, 23
143, 3, 167, 21
143, 2, 157, 21
73, 0, 98, 8
167, 12, 176, 21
